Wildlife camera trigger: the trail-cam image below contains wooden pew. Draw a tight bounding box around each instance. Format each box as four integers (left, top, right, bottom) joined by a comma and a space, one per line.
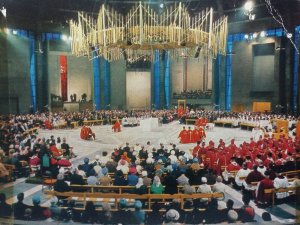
23, 127, 39, 136
70, 184, 140, 194
282, 170, 300, 178
240, 123, 256, 131
53, 122, 67, 129
83, 120, 103, 126
3, 164, 15, 181
185, 119, 197, 125
213, 121, 233, 128
45, 191, 224, 210
264, 186, 299, 207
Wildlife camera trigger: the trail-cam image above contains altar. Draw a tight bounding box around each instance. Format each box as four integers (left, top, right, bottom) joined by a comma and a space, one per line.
140, 118, 159, 131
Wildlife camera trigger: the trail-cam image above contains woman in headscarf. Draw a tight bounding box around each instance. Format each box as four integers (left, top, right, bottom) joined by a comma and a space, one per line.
150, 176, 164, 194
135, 177, 147, 194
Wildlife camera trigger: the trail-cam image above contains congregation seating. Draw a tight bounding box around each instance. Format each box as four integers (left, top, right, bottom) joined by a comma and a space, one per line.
82, 120, 103, 126
62, 184, 223, 195
173, 90, 212, 99
23, 127, 39, 136
240, 123, 256, 131
264, 186, 299, 207
214, 120, 233, 128
45, 190, 224, 210
3, 164, 16, 182
185, 118, 197, 125
0, 110, 300, 224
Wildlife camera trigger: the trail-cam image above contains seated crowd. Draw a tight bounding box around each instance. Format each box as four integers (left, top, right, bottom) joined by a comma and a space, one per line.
180, 110, 298, 130
0, 110, 299, 224
173, 90, 212, 99
0, 109, 177, 130
0, 135, 299, 223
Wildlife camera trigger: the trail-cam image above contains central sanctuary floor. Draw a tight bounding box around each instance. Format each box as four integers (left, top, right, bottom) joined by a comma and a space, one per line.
0, 122, 299, 224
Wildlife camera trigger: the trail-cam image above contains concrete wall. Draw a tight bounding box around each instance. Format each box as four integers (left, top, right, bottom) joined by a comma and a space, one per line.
48, 52, 92, 103
110, 59, 126, 109
0, 33, 9, 114
0, 35, 31, 114
0, 21, 297, 113
229, 37, 281, 111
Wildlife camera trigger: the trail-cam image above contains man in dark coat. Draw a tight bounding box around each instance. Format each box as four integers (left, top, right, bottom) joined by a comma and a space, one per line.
53, 173, 71, 193
12, 193, 29, 219
164, 172, 178, 194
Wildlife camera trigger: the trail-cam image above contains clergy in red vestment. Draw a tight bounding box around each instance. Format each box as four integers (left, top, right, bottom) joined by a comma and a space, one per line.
192, 141, 201, 158
177, 107, 184, 118
178, 126, 189, 144
187, 127, 193, 143
264, 152, 274, 168
80, 125, 88, 139
44, 120, 53, 130
245, 156, 254, 170
197, 142, 207, 161
191, 127, 198, 143
198, 127, 206, 141
50, 144, 62, 158
195, 118, 204, 127
244, 165, 265, 198
80, 125, 95, 140
205, 141, 216, 168
227, 157, 241, 172
112, 119, 121, 132
256, 171, 274, 205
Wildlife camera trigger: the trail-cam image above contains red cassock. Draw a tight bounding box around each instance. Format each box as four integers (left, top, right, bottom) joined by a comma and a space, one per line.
80, 126, 88, 140
205, 150, 216, 168
264, 158, 274, 168
192, 145, 201, 158
178, 130, 189, 144
246, 161, 254, 170
188, 130, 193, 143
191, 129, 199, 143
197, 146, 207, 161
216, 151, 227, 174
227, 162, 241, 172
195, 118, 203, 127
112, 120, 121, 132
50, 145, 62, 158
86, 127, 95, 139
45, 120, 53, 130
198, 128, 206, 141
80, 126, 95, 140
256, 178, 274, 204
178, 107, 184, 118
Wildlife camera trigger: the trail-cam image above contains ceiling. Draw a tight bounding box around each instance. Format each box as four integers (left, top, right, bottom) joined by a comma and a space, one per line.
1, 0, 300, 32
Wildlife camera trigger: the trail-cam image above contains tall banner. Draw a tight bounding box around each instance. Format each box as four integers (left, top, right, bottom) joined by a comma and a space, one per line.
60, 55, 68, 101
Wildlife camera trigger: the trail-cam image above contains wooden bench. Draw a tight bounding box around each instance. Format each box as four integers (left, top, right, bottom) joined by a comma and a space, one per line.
110, 118, 120, 125
282, 170, 300, 178
23, 127, 39, 136
83, 120, 103, 126
251, 178, 296, 186
185, 119, 197, 125
240, 123, 256, 131
213, 121, 233, 128
70, 185, 141, 194
53, 122, 67, 129
71, 121, 79, 128
45, 191, 224, 210
264, 186, 299, 207
3, 164, 15, 181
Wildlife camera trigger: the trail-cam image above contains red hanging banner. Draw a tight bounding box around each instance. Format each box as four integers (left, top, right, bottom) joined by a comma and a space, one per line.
60, 55, 68, 101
